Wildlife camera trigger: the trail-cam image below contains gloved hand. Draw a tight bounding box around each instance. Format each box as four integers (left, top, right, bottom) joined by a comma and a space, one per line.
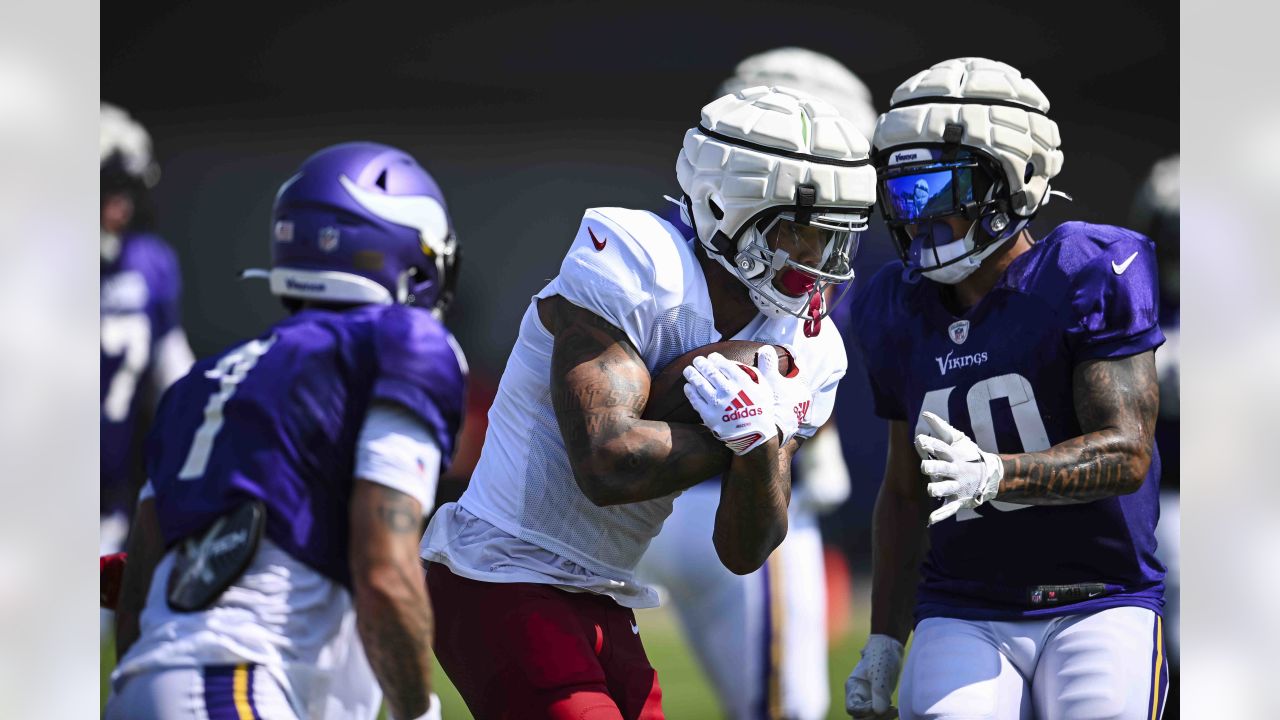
915, 411, 1004, 525
754, 345, 812, 446
682, 352, 777, 455
845, 633, 905, 718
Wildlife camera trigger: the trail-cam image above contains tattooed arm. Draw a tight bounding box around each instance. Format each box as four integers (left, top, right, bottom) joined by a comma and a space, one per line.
349, 480, 433, 720
997, 351, 1158, 504
713, 435, 800, 574
542, 294, 750, 506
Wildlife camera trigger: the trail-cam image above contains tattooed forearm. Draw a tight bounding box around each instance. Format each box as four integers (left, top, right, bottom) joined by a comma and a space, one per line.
712, 436, 796, 574
350, 482, 433, 719
355, 562, 433, 720
542, 296, 733, 505
997, 351, 1158, 504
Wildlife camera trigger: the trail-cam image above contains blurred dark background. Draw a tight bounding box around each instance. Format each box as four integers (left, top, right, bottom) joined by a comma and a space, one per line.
103, 0, 1177, 558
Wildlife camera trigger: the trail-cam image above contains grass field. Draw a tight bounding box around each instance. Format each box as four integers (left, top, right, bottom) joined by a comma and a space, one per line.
102, 592, 871, 719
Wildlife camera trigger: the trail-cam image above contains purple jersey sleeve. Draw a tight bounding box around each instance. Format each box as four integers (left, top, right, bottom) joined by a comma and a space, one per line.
1063, 231, 1164, 361
372, 305, 467, 468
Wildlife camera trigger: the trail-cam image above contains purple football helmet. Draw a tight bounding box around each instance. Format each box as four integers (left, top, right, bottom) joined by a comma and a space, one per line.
247, 142, 459, 316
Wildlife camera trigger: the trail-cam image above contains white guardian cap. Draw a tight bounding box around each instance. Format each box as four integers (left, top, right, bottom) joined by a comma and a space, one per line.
872, 58, 1065, 283
676, 86, 876, 336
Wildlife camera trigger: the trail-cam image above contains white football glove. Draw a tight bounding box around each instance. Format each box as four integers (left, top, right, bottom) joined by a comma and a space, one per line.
682, 352, 777, 455
915, 411, 1004, 525
754, 345, 812, 446
845, 633, 904, 718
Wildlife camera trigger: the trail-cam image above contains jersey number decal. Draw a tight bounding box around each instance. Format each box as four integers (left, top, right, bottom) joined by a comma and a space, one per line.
178, 335, 277, 480
101, 313, 151, 422
917, 372, 1050, 522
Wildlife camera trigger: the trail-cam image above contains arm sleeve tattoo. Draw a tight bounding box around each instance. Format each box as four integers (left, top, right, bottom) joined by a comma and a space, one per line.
997, 351, 1159, 504
543, 295, 735, 506
350, 481, 433, 720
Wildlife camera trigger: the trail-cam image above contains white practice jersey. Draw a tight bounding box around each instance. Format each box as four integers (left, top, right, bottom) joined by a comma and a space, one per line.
422, 207, 846, 608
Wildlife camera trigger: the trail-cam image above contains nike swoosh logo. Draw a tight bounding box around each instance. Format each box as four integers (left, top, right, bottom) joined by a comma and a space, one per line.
1111, 251, 1139, 275
588, 227, 607, 251
630, 621, 639, 635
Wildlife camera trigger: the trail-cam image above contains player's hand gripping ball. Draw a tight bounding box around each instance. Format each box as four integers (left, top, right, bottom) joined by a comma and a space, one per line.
680, 351, 779, 455
641, 340, 796, 424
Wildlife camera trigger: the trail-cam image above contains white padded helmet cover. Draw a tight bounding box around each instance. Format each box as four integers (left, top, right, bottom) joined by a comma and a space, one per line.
873, 57, 1063, 217
676, 86, 876, 256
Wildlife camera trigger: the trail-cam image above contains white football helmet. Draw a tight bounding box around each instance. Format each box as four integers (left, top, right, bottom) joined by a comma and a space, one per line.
101, 103, 159, 187
872, 58, 1065, 283
676, 87, 876, 335
716, 47, 878, 138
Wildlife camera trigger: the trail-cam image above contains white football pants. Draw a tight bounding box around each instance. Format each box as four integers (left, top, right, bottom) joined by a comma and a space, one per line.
105, 663, 299, 720
899, 606, 1169, 720
637, 481, 829, 720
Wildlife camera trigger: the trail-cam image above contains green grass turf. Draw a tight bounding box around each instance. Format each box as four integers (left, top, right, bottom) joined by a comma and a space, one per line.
102, 602, 870, 719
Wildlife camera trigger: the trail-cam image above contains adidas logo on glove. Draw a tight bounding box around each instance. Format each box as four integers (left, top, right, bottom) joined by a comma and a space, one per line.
722, 390, 764, 422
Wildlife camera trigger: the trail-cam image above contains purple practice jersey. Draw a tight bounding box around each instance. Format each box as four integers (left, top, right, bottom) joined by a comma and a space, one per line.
145, 304, 466, 588
848, 222, 1165, 622
101, 232, 183, 516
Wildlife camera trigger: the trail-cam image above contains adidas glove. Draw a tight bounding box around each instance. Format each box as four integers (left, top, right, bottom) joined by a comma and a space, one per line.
682, 352, 777, 455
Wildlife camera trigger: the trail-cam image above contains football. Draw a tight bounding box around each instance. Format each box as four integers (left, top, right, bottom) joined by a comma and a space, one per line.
642, 340, 796, 423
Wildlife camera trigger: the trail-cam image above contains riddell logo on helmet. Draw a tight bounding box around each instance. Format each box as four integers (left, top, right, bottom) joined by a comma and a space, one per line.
722, 390, 762, 422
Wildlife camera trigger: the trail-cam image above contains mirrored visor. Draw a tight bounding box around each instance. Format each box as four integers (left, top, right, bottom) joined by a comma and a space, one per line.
882, 165, 978, 223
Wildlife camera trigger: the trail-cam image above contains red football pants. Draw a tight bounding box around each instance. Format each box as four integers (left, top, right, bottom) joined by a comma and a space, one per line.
427, 562, 664, 720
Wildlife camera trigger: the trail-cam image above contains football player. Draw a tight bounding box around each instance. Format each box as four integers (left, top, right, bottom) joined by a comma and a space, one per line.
842, 58, 1167, 719
420, 87, 875, 719
100, 103, 195, 556
637, 47, 873, 720
106, 142, 465, 720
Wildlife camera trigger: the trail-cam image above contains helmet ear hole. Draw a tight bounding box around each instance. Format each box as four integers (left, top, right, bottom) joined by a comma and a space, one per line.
708, 198, 724, 221
1023, 162, 1034, 183
376, 169, 389, 190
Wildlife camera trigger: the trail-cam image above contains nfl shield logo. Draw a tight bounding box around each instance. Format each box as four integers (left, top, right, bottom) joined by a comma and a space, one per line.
318, 226, 341, 253
948, 320, 970, 345
1031, 589, 1043, 604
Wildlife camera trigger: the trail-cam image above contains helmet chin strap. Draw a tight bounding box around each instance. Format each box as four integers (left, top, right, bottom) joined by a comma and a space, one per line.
803, 290, 823, 337
915, 216, 1019, 285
